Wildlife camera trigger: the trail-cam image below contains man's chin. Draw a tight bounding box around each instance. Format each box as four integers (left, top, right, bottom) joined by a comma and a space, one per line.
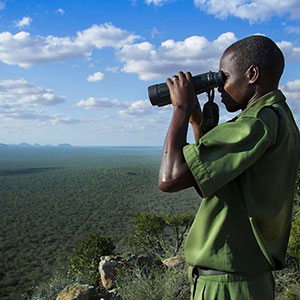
226, 106, 239, 113
222, 102, 238, 113
222, 99, 239, 113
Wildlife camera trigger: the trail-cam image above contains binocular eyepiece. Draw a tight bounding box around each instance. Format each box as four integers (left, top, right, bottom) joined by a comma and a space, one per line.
148, 71, 225, 106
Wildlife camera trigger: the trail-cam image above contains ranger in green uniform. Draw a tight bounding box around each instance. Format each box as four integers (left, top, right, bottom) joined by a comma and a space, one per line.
158, 35, 300, 299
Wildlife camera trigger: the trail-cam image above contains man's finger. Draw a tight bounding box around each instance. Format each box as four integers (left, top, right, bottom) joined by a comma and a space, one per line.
166, 78, 173, 89
178, 71, 185, 80
186, 71, 192, 81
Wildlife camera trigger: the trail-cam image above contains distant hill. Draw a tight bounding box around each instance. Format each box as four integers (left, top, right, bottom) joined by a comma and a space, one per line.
3, 143, 74, 147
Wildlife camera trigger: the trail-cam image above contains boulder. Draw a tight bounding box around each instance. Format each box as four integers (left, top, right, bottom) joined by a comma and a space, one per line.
99, 258, 118, 290
56, 284, 94, 300
162, 256, 181, 268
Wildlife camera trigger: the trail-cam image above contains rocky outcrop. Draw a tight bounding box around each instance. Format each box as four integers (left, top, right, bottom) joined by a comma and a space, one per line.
56, 254, 184, 299
99, 256, 120, 290
98, 254, 164, 291
56, 284, 94, 300
162, 256, 181, 268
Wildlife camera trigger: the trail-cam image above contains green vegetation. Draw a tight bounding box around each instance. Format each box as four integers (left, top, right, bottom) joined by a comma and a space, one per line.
0, 147, 201, 299
129, 213, 194, 259
30, 271, 85, 300
68, 235, 115, 286
1, 147, 299, 299
288, 211, 300, 261
274, 168, 300, 299
288, 167, 300, 261
116, 263, 190, 300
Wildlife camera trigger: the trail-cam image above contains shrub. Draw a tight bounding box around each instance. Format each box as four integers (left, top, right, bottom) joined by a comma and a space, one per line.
128, 213, 194, 259
29, 270, 81, 300
116, 262, 190, 300
68, 235, 115, 286
288, 211, 300, 261
274, 169, 300, 299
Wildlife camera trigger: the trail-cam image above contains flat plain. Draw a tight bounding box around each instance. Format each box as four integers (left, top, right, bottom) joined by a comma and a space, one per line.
0, 146, 201, 299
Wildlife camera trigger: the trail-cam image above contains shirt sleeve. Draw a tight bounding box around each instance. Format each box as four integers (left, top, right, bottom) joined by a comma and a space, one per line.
183, 116, 274, 197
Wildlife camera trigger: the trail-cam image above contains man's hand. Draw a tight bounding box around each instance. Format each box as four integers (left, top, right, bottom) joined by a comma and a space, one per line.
166, 71, 197, 114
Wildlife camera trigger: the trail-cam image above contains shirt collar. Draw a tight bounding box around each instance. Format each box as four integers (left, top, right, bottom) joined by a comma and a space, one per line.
237, 89, 286, 119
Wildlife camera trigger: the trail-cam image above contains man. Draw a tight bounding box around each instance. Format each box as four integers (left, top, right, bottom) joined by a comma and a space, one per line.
158, 35, 300, 299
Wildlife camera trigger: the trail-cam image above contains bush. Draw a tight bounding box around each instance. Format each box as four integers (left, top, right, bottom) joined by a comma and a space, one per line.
68, 235, 115, 286
116, 262, 190, 300
128, 213, 194, 259
274, 169, 300, 299
29, 270, 82, 300
288, 211, 300, 261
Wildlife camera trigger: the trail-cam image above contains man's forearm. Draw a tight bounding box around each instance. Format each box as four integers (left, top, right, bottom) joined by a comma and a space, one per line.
158, 107, 195, 192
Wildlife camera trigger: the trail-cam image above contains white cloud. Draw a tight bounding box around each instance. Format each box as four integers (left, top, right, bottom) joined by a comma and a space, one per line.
194, 0, 300, 22
56, 8, 65, 15
285, 26, 300, 34
0, 107, 49, 121
106, 66, 120, 73
77, 97, 128, 110
151, 27, 162, 38
87, 72, 105, 82
280, 79, 300, 123
0, 81, 84, 125
0, 79, 65, 106
145, 0, 173, 6
15, 17, 32, 28
281, 79, 300, 101
76, 23, 139, 49
49, 115, 84, 125
118, 32, 237, 80
117, 33, 300, 80
77, 97, 155, 117
277, 41, 300, 61
118, 100, 155, 116
0, 23, 140, 68
0, 107, 84, 125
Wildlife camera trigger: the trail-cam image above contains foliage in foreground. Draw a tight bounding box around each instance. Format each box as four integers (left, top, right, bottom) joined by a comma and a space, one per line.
116, 262, 190, 300
30, 168, 300, 300
288, 211, 300, 261
67, 235, 115, 286
27, 270, 83, 300
273, 168, 300, 299
128, 213, 194, 259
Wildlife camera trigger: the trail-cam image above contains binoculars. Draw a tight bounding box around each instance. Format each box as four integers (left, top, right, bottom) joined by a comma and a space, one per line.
148, 71, 225, 107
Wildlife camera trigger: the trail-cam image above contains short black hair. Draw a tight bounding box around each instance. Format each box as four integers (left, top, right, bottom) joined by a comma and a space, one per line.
225, 35, 285, 84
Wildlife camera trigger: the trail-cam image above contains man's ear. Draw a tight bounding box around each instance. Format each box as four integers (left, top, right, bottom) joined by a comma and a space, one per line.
247, 65, 259, 84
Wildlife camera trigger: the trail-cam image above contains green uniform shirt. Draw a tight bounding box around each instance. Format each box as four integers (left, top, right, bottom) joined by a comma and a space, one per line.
183, 90, 300, 274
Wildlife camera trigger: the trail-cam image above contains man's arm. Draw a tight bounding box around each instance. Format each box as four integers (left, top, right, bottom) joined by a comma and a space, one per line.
158, 72, 199, 192
189, 100, 203, 142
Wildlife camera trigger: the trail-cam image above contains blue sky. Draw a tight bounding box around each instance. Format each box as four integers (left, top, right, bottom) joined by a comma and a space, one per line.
0, 0, 299, 146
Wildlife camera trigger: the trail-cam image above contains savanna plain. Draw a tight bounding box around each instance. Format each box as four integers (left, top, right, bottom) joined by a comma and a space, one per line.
0, 146, 201, 299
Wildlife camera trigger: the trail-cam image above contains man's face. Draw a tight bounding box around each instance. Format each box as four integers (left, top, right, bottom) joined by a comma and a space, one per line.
218, 50, 251, 112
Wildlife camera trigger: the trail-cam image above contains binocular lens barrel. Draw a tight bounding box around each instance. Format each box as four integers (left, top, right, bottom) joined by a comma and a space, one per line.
148, 71, 225, 106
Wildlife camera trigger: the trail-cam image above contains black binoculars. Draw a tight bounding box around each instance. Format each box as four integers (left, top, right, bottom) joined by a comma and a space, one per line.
148, 71, 225, 107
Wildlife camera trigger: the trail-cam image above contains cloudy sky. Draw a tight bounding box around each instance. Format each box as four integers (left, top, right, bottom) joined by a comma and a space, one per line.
0, 0, 299, 146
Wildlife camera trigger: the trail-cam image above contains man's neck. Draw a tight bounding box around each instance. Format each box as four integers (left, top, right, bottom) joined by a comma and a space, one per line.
246, 86, 278, 109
